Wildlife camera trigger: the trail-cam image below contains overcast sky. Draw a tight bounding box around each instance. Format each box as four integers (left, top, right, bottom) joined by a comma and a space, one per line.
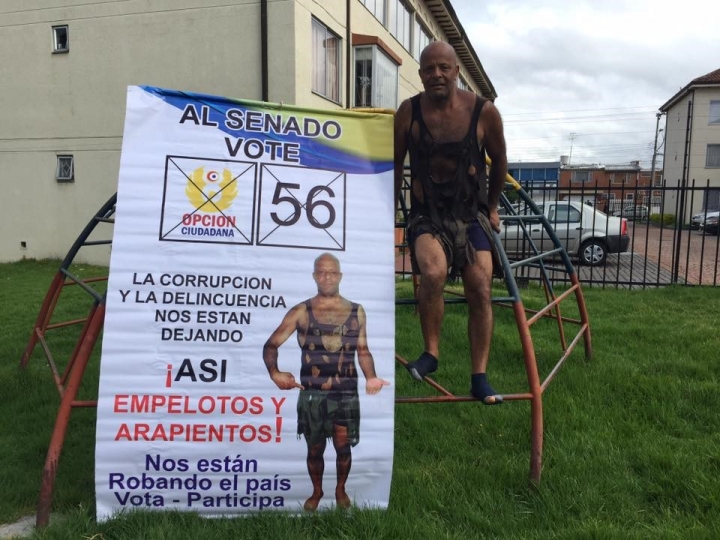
450, 0, 720, 168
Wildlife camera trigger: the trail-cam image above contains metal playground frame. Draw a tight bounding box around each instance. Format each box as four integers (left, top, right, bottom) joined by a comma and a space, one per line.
20, 172, 592, 527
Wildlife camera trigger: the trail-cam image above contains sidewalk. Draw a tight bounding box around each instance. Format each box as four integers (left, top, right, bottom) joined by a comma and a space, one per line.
627, 222, 719, 285
0, 516, 34, 539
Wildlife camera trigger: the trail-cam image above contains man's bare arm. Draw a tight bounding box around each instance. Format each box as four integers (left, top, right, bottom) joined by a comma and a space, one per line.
394, 99, 412, 211
356, 305, 390, 395
480, 100, 508, 231
263, 304, 305, 390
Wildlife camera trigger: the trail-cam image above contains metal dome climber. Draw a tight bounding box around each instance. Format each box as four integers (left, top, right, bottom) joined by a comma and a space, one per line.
19, 194, 115, 528
394, 160, 593, 484
21, 165, 592, 528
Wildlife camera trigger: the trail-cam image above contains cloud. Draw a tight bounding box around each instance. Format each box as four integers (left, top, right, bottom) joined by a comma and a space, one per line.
450, 0, 720, 165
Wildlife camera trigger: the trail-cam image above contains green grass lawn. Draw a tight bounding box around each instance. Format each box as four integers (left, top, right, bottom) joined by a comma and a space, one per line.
1, 259, 719, 539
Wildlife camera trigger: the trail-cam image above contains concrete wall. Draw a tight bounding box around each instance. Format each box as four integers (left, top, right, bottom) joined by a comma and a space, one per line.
0, 0, 265, 264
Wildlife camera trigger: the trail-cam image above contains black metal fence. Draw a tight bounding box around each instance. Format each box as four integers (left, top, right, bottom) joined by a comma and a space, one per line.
396, 179, 720, 288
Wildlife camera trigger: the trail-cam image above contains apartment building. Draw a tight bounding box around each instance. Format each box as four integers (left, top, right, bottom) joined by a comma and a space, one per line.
659, 68, 720, 219
0, 0, 496, 263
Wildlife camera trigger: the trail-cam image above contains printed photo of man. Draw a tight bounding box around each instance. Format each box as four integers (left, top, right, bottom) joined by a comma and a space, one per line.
262, 253, 389, 511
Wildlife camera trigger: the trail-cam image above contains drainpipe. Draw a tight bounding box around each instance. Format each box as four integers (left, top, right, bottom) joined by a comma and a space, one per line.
261, 0, 268, 101
346, 0, 351, 108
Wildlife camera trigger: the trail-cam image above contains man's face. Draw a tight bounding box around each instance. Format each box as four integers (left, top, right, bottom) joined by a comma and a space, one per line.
418, 46, 458, 101
313, 257, 342, 296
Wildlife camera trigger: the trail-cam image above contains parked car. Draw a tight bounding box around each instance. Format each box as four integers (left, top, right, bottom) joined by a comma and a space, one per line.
700, 213, 719, 235
613, 205, 649, 221
499, 200, 629, 266
691, 209, 720, 230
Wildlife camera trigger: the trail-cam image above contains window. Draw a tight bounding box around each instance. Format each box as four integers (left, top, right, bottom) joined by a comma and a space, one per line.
56, 155, 74, 182
413, 18, 432, 61
458, 77, 468, 91
571, 171, 591, 183
53, 25, 69, 53
549, 204, 581, 224
625, 193, 634, 201
354, 45, 398, 109
709, 101, 720, 124
703, 189, 720, 210
388, 0, 411, 51
312, 19, 341, 103
707, 144, 720, 168
361, 0, 386, 24
611, 172, 627, 185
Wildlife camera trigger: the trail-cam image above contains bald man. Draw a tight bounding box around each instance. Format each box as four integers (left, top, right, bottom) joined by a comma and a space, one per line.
394, 41, 507, 404
263, 253, 389, 511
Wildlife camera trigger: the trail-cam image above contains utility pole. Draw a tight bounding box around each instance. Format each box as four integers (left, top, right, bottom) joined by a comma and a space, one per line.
568, 132, 577, 165
649, 113, 662, 188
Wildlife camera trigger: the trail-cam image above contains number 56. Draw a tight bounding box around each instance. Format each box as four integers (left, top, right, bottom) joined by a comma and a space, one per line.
270, 182, 336, 229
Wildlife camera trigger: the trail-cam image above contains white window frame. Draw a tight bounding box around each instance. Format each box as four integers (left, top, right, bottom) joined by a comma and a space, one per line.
311, 18, 341, 104
354, 45, 399, 109
412, 17, 432, 62
56, 155, 74, 182
709, 100, 720, 124
706, 144, 720, 168
52, 25, 69, 53
388, 0, 412, 51
361, 0, 386, 24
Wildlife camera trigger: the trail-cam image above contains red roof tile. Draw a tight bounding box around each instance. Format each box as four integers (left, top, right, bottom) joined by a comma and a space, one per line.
690, 68, 720, 85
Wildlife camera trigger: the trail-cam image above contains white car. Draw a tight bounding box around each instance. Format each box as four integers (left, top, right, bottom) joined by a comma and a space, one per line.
499, 200, 630, 266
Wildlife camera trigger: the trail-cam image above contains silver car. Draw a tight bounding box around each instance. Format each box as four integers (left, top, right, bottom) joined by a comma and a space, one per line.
499, 201, 630, 266
613, 205, 649, 221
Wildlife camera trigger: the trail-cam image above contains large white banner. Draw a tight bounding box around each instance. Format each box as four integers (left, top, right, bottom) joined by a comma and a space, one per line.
95, 86, 395, 519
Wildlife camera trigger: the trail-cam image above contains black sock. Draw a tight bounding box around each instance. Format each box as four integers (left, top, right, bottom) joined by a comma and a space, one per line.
471, 373, 502, 404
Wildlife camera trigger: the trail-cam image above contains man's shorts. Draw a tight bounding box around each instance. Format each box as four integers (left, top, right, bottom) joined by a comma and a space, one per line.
297, 389, 360, 447
407, 215, 493, 277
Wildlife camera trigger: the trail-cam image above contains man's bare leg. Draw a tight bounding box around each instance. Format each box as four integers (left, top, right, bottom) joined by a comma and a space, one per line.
407, 234, 447, 379
463, 250, 502, 404
304, 439, 326, 511
332, 425, 352, 509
